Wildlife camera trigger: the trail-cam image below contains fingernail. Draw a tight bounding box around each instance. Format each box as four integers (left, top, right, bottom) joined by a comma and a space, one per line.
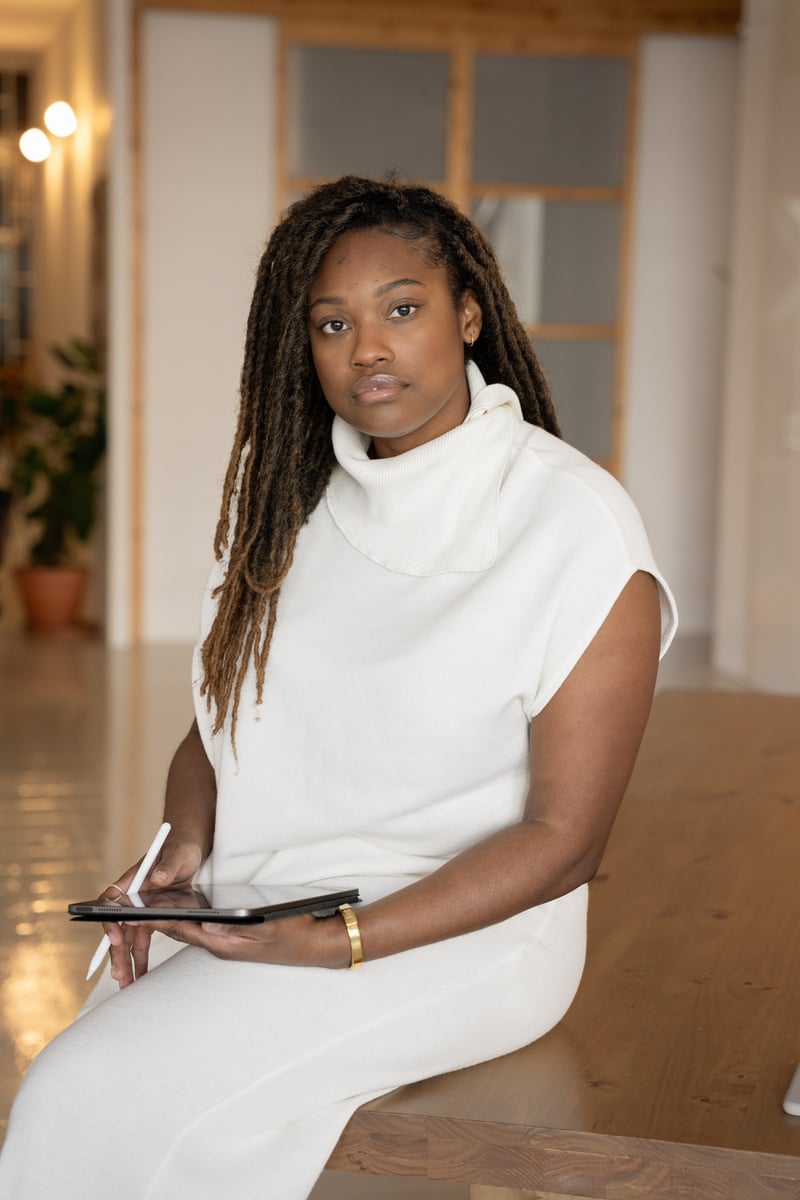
202, 923, 223, 933
151, 868, 167, 881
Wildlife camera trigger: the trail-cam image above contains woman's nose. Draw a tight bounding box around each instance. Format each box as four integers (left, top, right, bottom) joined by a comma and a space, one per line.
350, 324, 394, 369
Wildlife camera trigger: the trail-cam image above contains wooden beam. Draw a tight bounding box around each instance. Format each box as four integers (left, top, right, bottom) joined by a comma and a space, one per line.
136, 0, 741, 39
444, 35, 473, 212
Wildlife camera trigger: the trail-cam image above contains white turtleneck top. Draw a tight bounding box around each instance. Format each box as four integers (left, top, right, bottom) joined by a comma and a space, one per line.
193, 363, 677, 889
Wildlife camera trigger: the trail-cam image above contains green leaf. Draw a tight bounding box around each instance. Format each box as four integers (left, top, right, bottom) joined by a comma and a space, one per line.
6, 338, 106, 563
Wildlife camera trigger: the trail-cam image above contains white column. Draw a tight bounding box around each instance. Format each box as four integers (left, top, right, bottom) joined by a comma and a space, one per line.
623, 35, 739, 636
139, 9, 276, 642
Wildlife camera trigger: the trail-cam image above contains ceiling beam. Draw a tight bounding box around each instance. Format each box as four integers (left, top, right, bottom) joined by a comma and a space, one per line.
136, 0, 742, 38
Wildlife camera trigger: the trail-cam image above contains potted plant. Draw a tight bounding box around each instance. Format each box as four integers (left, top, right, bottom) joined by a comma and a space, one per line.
2, 338, 106, 634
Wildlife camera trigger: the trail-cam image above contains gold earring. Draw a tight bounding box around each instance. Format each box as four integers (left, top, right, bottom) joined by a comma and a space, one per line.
467, 334, 475, 348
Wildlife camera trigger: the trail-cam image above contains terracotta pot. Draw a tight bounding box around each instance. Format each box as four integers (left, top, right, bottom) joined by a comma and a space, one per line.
16, 566, 89, 635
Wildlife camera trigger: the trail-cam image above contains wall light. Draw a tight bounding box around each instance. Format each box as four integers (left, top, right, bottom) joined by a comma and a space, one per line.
44, 102, 78, 138
19, 128, 51, 163
18, 101, 77, 162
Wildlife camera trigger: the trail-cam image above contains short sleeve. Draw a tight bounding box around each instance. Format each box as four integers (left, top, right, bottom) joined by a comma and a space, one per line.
520, 446, 677, 719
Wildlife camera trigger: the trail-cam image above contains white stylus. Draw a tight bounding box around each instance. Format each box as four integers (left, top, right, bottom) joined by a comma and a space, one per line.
84, 822, 172, 981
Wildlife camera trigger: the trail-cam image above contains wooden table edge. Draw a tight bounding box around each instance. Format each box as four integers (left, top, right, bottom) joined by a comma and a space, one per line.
329, 1109, 800, 1196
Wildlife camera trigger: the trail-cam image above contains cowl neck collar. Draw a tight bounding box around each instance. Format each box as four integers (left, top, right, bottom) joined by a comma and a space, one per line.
325, 361, 523, 575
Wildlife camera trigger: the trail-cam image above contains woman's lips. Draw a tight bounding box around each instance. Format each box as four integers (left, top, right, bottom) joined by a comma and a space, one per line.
351, 374, 407, 404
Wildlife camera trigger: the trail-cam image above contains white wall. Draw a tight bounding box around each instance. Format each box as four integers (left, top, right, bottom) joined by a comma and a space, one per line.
622, 35, 739, 635
714, 0, 800, 691
139, 10, 276, 641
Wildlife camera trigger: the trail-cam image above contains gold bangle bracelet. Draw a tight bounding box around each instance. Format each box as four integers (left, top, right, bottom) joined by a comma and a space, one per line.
337, 903, 363, 969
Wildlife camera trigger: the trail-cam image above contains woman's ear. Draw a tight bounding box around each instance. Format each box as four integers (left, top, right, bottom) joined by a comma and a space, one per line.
460, 290, 483, 348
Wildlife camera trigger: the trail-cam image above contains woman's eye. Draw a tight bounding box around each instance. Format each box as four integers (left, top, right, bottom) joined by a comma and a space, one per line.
319, 318, 348, 335
390, 303, 418, 319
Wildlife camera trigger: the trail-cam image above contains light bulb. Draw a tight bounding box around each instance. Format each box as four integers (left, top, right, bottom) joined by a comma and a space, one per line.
19, 128, 51, 162
44, 101, 77, 138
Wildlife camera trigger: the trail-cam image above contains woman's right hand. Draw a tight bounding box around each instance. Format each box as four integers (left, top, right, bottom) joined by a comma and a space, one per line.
100, 719, 217, 988
101, 836, 205, 988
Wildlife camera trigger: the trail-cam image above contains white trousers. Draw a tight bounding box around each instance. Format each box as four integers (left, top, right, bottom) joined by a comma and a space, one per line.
0, 886, 586, 1200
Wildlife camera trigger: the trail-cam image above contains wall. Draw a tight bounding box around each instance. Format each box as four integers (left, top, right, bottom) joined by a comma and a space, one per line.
111, 13, 738, 645
138, 10, 277, 642
714, 0, 800, 690
622, 35, 739, 635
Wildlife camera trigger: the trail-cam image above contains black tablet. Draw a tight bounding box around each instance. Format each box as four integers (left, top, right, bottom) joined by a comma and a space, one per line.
68, 883, 360, 924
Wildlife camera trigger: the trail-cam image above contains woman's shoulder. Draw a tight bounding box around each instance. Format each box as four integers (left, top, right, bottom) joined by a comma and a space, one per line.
508, 420, 646, 542
506, 419, 678, 673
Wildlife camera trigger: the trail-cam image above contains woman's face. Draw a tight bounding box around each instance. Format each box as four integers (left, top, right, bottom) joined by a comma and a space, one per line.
308, 228, 482, 458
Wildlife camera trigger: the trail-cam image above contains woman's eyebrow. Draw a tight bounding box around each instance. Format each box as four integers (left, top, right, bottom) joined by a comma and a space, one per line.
309, 290, 343, 309
308, 278, 427, 312
374, 277, 426, 297
308, 294, 344, 312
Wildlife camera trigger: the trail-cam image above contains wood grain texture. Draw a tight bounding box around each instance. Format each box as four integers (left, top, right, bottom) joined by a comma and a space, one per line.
609, 35, 639, 481
137, 1, 742, 38
470, 1188, 582, 1200
329, 691, 800, 1196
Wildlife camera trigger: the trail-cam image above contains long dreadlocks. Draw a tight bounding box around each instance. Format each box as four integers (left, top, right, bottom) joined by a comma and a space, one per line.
200, 175, 560, 740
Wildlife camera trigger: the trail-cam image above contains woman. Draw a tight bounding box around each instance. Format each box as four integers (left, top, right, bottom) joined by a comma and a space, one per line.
0, 176, 676, 1199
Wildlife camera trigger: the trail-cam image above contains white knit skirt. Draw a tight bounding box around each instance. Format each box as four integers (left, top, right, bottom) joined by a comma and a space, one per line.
0, 884, 587, 1200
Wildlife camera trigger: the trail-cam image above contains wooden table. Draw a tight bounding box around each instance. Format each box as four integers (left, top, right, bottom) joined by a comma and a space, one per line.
327, 690, 800, 1198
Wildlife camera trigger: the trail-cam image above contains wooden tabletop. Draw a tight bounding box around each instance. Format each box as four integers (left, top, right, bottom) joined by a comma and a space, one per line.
330, 689, 800, 1197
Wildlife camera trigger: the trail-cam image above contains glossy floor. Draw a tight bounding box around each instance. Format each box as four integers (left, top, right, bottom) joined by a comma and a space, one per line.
0, 633, 739, 1195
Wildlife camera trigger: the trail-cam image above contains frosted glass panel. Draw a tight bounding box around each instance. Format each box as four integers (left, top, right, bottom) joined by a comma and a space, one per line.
289, 47, 448, 180
473, 55, 628, 186
534, 339, 615, 461
475, 197, 621, 324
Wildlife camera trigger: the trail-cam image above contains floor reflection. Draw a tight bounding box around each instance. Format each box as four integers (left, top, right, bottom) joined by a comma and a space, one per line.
0, 634, 193, 1150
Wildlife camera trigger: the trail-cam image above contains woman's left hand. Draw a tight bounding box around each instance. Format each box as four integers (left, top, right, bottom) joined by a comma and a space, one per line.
128, 910, 353, 972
